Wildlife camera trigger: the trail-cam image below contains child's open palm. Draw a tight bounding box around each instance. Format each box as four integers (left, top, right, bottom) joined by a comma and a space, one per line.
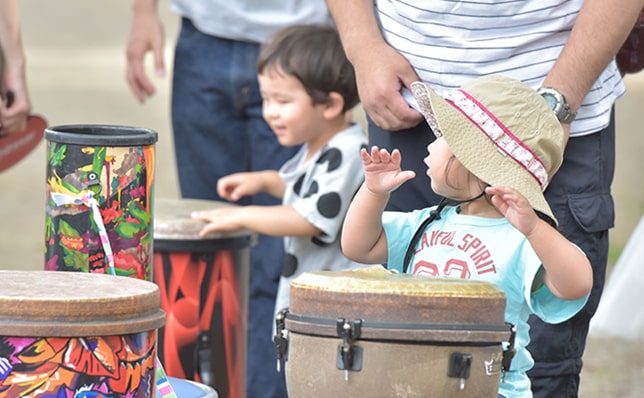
362, 146, 416, 194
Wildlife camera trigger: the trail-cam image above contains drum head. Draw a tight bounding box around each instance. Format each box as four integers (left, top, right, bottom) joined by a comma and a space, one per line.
286, 266, 510, 342
154, 197, 254, 241
0, 270, 165, 336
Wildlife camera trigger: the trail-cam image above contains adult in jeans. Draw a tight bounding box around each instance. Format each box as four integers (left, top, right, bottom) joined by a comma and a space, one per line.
0, 0, 31, 135
326, 0, 644, 396
125, 1, 330, 397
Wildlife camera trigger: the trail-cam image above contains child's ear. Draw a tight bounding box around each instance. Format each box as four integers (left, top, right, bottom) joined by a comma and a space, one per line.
323, 92, 345, 119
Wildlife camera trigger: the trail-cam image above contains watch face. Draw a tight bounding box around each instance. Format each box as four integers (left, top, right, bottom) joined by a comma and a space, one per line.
542, 93, 557, 111
538, 87, 576, 123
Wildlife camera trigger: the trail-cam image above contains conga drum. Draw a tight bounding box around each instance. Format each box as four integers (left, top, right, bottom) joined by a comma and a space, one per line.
153, 198, 255, 398
0, 270, 165, 397
277, 266, 514, 398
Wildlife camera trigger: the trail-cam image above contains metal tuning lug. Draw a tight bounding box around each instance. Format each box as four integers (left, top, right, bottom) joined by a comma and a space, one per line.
273, 308, 289, 372
335, 318, 363, 381
448, 352, 473, 390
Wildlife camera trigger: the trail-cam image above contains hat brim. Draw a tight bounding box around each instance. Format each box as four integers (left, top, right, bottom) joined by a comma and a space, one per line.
410, 80, 557, 225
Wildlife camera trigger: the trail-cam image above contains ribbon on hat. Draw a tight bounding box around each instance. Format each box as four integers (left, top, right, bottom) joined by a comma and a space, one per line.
50, 190, 116, 276
445, 89, 549, 190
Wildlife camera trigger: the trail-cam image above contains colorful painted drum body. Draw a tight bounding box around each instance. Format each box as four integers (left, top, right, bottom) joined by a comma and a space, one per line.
277, 266, 513, 398
45, 125, 158, 280
153, 198, 255, 398
0, 270, 165, 397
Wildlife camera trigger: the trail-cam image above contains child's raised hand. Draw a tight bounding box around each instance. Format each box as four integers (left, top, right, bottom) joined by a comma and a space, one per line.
486, 186, 539, 236
217, 172, 260, 202
361, 146, 416, 194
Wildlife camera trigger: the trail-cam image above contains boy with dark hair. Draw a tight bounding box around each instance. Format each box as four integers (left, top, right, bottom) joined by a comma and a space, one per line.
193, 24, 369, 318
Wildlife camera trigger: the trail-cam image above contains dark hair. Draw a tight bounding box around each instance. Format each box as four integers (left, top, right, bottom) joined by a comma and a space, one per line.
257, 24, 359, 113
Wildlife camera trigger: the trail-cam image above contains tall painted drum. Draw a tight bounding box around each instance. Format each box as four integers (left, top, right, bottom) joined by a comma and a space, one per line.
276, 266, 514, 398
153, 198, 255, 398
0, 270, 165, 397
44, 125, 158, 280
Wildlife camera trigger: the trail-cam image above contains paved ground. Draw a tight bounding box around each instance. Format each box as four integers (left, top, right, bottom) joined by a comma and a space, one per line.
1, 2, 642, 396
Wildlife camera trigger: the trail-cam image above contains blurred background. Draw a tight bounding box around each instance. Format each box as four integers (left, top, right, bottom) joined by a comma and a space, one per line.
0, 1, 642, 396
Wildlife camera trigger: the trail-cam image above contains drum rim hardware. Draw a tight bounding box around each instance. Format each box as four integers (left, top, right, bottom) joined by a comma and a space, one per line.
336, 317, 363, 381
283, 311, 513, 343
274, 308, 516, 383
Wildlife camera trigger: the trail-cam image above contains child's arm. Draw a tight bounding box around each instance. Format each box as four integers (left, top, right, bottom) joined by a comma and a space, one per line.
486, 186, 593, 300
192, 204, 320, 237
342, 146, 415, 264
218, 170, 285, 201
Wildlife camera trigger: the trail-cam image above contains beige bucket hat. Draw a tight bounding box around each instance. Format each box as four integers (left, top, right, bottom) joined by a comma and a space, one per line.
410, 75, 564, 224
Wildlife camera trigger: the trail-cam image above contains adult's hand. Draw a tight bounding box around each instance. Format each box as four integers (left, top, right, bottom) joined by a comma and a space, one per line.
125, 0, 165, 103
326, 0, 423, 132
351, 41, 424, 131
0, 80, 30, 135
0, 0, 30, 135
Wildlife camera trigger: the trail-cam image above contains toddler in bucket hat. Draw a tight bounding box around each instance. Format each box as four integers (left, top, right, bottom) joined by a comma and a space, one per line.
341, 75, 592, 397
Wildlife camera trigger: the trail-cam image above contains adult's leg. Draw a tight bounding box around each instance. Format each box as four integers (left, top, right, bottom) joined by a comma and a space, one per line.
172, 19, 297, 398
527, 113, 616, 397
367, 117, 441, 212
172, 19, 247, 200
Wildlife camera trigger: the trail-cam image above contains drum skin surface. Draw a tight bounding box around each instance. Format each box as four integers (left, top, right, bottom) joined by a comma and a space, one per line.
154, 197, 253, 242
0, 270, 165, 398
283, 267, 511, 398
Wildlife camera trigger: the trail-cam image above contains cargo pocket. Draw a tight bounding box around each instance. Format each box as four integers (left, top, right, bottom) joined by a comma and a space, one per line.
567, 193, 615, 233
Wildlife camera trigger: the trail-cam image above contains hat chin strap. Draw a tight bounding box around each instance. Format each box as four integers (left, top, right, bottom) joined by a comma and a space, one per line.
401, 190, 486, 274
454, 190, 487, 214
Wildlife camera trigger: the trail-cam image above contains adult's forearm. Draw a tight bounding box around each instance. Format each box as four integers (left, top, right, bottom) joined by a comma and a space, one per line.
132, 0, 159, 14
0, 0, 24, 68
325, 0, 383, 65
544, 0, 644, 112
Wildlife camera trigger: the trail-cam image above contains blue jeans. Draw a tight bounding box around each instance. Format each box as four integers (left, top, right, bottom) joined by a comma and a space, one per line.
172, 18, 298, 398
369, 111, 616, 398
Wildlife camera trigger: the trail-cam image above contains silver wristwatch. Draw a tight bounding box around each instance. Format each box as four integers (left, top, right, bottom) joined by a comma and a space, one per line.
537, 87, 576, 124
